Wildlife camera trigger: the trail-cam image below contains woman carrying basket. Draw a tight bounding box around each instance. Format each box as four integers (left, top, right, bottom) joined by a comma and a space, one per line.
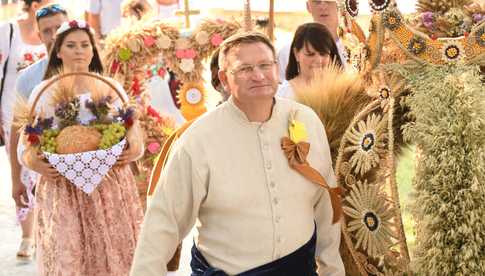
18, 20, 144, 275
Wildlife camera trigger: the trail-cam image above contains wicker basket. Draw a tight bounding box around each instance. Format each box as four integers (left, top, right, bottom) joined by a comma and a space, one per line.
29, 72, 129, 193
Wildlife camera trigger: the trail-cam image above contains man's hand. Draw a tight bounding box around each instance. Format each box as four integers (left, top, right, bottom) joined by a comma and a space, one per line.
22, 146, 59, 180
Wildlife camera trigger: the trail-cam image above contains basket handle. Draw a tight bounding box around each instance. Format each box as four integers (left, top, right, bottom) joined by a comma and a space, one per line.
29, 72, 127, 118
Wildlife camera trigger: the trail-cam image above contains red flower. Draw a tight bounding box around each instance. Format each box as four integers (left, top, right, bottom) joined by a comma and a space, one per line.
430, 34, 437, 41
131, 78, 141, 96
143, 36, 156, 47
110, 60, 120, 74
157, 67, 166, 78
147, 105, 161, 120
27, 134, 40, 145
68, 20, 78, 28
464, 31, 469, 38
24, 53, 33, 62
124, 117, 134, 128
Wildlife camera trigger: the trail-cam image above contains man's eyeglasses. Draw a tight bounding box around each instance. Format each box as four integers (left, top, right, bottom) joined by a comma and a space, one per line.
228, 61, 277, 77
35, 4, 67, 20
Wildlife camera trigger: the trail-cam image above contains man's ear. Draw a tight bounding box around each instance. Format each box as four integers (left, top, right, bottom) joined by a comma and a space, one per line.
31, 2, 41, 12
218, 70, 230, 92
306, 1, 311, 13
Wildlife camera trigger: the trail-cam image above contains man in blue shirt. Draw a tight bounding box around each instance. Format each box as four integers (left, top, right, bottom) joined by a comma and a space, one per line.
10, 3, 68, 262
16, 3, 68, 98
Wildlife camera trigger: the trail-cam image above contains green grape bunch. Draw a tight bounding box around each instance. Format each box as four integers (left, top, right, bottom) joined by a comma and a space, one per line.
40, 129, 60, 153
98, 122, 126, 149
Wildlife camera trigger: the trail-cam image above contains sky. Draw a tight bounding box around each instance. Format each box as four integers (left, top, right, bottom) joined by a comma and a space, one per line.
188, 0, 418, 14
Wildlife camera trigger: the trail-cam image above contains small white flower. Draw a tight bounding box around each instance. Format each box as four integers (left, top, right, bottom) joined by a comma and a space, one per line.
179, 58, 195, 73
156, 34, 172, 49
77, 20, 87, 28
126, 39, 141, 53
195, 31, 209, 45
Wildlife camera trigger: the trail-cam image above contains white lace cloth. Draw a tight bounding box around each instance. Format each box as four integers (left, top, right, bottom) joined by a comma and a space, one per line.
43, 139, 126, 194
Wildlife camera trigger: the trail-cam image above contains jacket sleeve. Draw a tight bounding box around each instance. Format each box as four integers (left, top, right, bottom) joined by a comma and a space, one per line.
311, 111, 345, 276
130, 141, 208, 276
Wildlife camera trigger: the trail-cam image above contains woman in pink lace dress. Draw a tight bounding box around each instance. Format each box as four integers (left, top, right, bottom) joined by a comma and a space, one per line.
19, 20, 144, 275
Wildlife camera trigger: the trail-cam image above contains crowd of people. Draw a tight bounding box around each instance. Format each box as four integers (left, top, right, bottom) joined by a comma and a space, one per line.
1, 1, 356, 275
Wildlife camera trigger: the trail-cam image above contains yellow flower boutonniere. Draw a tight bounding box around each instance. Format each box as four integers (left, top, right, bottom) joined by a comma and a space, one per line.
288, 110, 307, 144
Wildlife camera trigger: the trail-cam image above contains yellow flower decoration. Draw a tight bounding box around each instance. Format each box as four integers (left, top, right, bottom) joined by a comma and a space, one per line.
344, 113, 387, 176
343, 181, 397, 258
118, 48, 132, 61
178, 82, 207, 120
288, 110, 307, 143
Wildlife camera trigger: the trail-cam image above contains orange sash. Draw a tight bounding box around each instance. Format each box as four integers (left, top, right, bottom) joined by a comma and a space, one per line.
281, 137, 343, 224
147, 120, 194, 196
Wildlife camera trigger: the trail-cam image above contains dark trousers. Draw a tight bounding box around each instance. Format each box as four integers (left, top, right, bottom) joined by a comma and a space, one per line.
190, 230, 317, 276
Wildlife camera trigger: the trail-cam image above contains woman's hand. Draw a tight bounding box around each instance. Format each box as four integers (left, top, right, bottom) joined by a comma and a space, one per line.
12, 183, 28, 208
22, 146, 59, 180
117, 121, 145, 165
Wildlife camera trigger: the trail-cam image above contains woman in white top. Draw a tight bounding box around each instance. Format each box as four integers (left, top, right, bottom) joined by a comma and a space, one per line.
21, 20, 144, 275
0, 0, 49, 261
277, 22, 343, 100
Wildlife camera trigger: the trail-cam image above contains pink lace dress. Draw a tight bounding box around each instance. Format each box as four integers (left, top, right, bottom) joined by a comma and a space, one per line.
26, 82, 144, 276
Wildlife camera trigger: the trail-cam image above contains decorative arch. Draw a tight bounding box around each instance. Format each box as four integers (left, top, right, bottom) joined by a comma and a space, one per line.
103, 18, 241, 120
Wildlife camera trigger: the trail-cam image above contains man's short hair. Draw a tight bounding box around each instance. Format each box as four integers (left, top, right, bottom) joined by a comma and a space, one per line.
218, 32, 276, 71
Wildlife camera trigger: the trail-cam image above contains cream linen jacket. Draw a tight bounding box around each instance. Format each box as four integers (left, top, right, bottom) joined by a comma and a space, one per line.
130, 97, 345, 276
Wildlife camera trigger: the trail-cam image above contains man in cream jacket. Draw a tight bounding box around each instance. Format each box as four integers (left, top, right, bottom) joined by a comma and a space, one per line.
130, 32, 345, 276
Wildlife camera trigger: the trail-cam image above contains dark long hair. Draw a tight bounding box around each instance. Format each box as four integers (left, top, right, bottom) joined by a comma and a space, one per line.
21, 0, 42, 12
43, 27, 104, 80
286, 22, 343, 81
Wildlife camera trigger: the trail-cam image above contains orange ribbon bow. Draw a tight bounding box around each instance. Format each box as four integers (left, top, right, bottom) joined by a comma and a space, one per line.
281, 137, 343, 224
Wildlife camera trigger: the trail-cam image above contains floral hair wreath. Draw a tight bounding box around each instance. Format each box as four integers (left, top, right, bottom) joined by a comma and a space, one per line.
56, 20, 94, 36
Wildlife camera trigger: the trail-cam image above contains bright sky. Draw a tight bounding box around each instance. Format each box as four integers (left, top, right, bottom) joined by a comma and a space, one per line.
189, 0, 418, 14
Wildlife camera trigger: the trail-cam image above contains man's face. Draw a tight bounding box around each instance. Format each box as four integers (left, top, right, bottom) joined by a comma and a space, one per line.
219, 42, 279, 105
37, 13, 68, 51
306, 0, 339, 37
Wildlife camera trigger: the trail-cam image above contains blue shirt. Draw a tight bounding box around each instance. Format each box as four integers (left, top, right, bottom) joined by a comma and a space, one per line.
15, 57, 48, 99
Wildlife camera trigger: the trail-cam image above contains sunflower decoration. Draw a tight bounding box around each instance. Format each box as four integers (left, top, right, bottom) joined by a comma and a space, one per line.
369, 0, 392, 12
343, 180, 397, 258
382, 10, 402, 31
345, 0, 359, 17
440, 40, 466, 62
177, 81, 207, 121
367, 70, 405, 112
344, 113, 387, 176
407, 35, 427, 55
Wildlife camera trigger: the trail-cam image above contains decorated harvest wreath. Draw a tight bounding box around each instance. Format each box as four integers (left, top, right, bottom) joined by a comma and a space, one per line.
103, 18, 240, 121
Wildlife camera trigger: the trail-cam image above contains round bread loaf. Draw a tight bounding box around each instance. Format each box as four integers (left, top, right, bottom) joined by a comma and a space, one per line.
55, 125, 102, 154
